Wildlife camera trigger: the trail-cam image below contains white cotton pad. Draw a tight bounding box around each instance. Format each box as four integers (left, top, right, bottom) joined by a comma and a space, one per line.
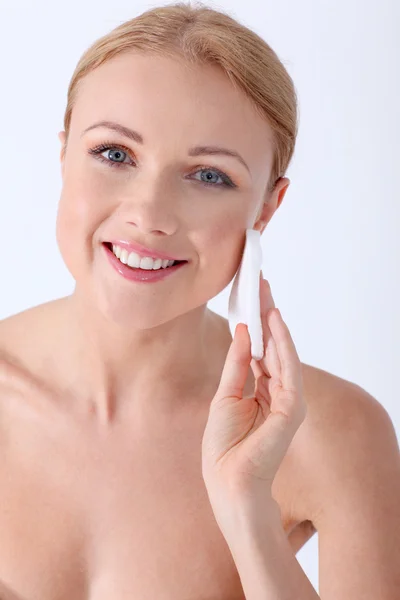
228, 229, 264, 361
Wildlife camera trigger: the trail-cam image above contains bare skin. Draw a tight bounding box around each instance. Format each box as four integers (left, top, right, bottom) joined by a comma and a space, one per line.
0, 51, 327, 598
0, 301, 321, 600
52, 51, 292, 424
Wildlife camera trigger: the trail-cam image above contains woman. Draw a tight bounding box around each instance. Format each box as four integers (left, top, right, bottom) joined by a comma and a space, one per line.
0, 2, 398, 599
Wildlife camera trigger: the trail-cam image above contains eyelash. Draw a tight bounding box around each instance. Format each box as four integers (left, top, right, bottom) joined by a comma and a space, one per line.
87, 142, 237, 188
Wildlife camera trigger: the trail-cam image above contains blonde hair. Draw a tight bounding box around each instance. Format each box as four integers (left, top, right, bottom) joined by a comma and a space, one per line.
62, 1, 299, 194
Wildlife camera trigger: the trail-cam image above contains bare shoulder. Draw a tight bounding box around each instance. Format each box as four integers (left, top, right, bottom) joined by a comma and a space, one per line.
0, 299, 67, 394
291, 362, 399, 525
299, 360, 396, 446
0, 307, 35, 384
298, 363, 400, 595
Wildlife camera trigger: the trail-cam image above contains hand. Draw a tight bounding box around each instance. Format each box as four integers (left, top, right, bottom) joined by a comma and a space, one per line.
201, 275, 306, 522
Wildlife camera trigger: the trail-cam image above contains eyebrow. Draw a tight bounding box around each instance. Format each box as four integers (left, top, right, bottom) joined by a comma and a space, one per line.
81, 120, 250, 174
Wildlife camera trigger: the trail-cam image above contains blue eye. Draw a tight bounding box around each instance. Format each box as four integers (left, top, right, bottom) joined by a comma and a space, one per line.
87, 142, 237, 188
190, 167, 235, 188
88, 143, 133, 168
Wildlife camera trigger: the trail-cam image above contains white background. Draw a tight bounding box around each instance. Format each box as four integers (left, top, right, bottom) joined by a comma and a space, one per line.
0, 0, 399, 592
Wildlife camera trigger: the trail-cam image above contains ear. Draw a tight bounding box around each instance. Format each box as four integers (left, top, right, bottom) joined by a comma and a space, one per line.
58, 131, 67, 177
253, 177, 291, 235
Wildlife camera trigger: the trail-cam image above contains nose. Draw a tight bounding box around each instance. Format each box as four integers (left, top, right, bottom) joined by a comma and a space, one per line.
121, 184, 180, 236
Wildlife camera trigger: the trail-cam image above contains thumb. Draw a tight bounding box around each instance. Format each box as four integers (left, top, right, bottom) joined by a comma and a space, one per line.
213, 323, 251, 403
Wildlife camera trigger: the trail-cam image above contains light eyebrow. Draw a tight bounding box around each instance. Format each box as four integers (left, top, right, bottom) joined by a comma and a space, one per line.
81, 120, 251, 174
82, 120, 144, 144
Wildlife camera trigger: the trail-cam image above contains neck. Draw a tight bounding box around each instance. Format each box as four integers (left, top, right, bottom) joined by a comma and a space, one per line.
51, 288, 219, 427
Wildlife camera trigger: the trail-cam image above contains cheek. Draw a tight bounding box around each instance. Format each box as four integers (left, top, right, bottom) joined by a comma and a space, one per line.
55, 195, 80, 281
194, 220, 245, 291
55, 181, 100, 280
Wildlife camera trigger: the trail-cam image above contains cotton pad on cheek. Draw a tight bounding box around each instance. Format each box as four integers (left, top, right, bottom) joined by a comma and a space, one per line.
228, 229, 264, 361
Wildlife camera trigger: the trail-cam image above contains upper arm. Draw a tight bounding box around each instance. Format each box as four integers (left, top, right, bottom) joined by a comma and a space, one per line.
306, 382, 400, 598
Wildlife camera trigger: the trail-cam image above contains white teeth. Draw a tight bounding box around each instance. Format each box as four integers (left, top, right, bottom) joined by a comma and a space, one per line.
111, 244, 175, 270
128, 252, 141, 268
151, 258, 163, 270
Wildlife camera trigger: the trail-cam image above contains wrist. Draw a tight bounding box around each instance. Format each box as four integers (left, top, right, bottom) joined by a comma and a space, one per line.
218, 495, 284, 550
226, 504, 287, 570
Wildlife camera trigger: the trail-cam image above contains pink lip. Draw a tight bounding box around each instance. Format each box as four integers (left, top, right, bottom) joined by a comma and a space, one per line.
103, 243, 187, 283
105, 239, 187, 262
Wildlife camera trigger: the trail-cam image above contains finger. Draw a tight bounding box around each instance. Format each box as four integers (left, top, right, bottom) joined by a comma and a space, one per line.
260, 279, 281, 379
214, 323, 251, 402
250, 357, 264, 380
250, 276, 278, 380
264, 321, 281, 381
250, 275, 273, 379
260, 275, 276, 312
268, 309, 302, 395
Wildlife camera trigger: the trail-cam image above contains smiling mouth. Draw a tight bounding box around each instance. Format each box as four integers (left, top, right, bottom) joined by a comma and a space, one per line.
103, 242, 187, 267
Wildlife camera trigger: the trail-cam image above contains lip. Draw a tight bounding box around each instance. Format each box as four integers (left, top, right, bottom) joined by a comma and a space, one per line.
103, 242, 187, 283
105, 239, 187, 262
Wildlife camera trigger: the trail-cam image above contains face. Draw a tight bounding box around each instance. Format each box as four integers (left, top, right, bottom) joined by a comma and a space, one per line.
56, 52, 289, 330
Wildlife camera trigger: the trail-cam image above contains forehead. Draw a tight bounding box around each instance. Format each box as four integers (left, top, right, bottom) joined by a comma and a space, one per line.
71, 52, 274, 181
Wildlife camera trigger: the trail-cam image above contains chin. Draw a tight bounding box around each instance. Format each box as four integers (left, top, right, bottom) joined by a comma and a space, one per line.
92, 285, 187, 331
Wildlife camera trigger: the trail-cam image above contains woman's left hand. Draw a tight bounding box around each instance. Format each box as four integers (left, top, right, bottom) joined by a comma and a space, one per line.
201, 275, 306, 526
